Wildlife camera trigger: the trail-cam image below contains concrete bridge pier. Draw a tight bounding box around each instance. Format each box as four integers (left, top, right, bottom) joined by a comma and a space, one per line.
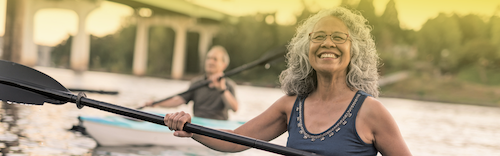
132, 16, 151, 76
70, 3, 99, 72
193, 25, 218, 73
170, 18, 193, 80
16, 0, 101, 70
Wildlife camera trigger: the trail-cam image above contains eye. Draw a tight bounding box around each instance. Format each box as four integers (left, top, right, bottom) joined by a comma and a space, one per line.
313, 33, 326, 40
332, 34, 346, 41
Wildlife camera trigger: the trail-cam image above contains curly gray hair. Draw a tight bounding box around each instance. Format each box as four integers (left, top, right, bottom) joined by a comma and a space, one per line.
279, 7, 380, 97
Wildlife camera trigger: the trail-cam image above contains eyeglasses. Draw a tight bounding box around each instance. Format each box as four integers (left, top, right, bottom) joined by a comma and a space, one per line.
308, 32, 349, 44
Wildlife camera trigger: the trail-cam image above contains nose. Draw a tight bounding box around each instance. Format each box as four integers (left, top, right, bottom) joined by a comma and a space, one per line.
321, 35, 337, 47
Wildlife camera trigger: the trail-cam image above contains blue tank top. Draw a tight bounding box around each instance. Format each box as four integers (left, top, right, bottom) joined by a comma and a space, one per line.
287, 90, 378, 156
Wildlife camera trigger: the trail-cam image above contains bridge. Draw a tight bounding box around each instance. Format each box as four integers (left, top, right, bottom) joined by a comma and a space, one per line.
3, 0, 237, 79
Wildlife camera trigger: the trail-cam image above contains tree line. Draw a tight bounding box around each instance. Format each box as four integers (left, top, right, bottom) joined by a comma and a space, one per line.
51, 0, 500, 86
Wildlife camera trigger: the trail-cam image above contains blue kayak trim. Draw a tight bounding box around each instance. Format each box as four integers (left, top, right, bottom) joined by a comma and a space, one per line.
80, 114, 245, 133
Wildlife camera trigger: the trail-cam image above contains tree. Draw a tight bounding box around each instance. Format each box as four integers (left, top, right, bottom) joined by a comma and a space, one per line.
146, 26, 175, 77
416, 13, 462, 73
340, 0, 358, 9
356, 0, 377, 23
51, 36, 72, 68
356, 0, 381, 43
378, 0, 402, 50
89, 24, 135, 73
456, 14, 487, 44
489, 5, 500, 50
380, 0, 400, 30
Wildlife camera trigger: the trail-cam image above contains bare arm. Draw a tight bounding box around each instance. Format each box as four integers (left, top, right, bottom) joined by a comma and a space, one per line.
164, 95, 295, 152
145, 95, 186, 108
357, 97, 412, 156
208, 74, 238, 111
221, 89, 239, 111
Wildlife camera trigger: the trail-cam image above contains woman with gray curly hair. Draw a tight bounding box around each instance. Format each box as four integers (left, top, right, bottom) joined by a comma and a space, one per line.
163, 7, 411, 156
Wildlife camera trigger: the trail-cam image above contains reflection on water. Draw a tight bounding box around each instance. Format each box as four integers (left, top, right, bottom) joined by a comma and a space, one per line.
12, 67, 500, 156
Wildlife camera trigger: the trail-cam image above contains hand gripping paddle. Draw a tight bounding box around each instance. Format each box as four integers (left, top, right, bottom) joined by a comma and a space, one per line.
0, 60, 320, 156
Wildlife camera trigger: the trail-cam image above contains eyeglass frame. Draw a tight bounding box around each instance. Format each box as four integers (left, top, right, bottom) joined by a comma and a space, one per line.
308, 32, 350, 44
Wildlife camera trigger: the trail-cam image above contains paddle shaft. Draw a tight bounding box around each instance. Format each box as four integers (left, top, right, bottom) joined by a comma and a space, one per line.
140, 46, 287, 109
80, 98, 318, 156
0, 75, 317, 156
68, 88, 118, 95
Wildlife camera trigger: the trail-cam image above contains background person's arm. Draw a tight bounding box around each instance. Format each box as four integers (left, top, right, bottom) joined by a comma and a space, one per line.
144, 95, 186, 108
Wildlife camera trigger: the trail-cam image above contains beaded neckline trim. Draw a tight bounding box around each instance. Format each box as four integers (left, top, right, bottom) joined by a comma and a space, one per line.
296, 93, 360, 142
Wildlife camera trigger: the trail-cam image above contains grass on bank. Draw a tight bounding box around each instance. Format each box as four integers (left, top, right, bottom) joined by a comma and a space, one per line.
380, 69, 500, 107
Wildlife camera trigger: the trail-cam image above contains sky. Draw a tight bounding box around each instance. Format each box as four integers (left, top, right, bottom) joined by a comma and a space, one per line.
0, 0, 499, 46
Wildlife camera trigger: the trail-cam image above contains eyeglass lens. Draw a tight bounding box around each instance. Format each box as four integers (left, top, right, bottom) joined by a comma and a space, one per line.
310, 32, 348, 43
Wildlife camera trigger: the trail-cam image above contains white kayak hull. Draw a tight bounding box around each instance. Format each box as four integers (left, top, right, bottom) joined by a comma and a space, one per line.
80, 115, 244, 147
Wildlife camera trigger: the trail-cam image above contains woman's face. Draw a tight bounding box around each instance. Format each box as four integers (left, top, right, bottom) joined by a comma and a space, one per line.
308, 16, 351, 75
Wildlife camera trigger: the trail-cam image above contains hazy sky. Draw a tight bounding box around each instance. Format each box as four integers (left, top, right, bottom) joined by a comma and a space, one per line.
0, 0, 499, 46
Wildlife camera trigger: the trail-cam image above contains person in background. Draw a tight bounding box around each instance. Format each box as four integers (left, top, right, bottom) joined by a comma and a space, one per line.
143, 45, 238, 120
162, 7, 412, 155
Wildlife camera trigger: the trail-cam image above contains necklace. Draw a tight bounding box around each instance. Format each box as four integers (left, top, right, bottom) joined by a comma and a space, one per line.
296, 93, 360, 141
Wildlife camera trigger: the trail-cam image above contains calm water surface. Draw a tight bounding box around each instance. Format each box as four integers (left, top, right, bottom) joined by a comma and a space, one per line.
10, 67, 500, 156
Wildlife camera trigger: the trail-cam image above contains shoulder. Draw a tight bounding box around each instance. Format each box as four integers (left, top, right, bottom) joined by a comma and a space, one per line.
358, 97, 412, 155
275, 94, 298, 104
190, 76, 206, 83
358, 96, 397, 133
269, 94, 299, 114
361, 96, 384, 111
359, 97, 389, 120
225, 78, 237, 87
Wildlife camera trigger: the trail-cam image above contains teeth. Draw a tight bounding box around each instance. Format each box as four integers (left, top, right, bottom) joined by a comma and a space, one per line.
320, 53, 338, 58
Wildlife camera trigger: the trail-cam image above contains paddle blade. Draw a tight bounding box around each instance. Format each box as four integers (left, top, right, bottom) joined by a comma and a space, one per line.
0, 60, 70, 105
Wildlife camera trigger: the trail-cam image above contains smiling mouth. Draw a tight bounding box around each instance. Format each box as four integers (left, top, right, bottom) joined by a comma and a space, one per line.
319, 53, 339, 59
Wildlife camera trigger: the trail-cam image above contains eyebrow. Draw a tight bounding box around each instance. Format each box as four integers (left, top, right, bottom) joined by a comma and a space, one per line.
312, 31, 347, 34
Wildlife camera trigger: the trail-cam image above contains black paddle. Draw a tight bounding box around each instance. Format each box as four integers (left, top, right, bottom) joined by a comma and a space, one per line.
138, 45, 287, 109
0, 60, 319, 156
68, 88, 119, 95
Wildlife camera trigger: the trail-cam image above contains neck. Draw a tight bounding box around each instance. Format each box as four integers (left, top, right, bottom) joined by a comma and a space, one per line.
206, 71, 223, 77
310, 71, 354, 102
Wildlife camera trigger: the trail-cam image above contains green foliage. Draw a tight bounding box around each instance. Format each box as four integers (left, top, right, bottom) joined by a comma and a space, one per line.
212, 14, 294, 85
489, 15, 500, 49
458, 65, 500, 86
415, 13, 500, 75
89, 25, 135, 73
380, 0, 399, 30
456, 14, 488, 44
51, 36, 72, 68
416, 13, 462, 73
356, 0, 377, 24
146, 26, 175, 77
48, 0, 500, 88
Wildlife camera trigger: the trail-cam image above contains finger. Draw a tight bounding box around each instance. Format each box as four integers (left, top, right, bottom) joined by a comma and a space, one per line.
165, 113, 170, 130
219, 78, 226, 88
166, 112, 178, 131
179, 112, 192, 131
172, 111, 185, 131
173, 131, 193, 137
172, 112, 182, 130
164, 113, 172, 130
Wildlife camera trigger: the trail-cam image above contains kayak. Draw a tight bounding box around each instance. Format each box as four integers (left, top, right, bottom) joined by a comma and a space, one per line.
79, 114, 245, 147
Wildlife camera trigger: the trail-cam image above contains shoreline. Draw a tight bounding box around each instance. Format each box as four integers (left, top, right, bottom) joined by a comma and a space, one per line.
379, 94, 500, 108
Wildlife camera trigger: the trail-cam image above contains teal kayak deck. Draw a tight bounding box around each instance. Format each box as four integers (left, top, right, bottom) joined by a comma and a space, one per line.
80, 114, 245, 133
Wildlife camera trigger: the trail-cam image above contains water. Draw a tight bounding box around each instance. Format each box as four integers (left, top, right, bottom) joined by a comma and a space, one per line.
5, 66, 500, 156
